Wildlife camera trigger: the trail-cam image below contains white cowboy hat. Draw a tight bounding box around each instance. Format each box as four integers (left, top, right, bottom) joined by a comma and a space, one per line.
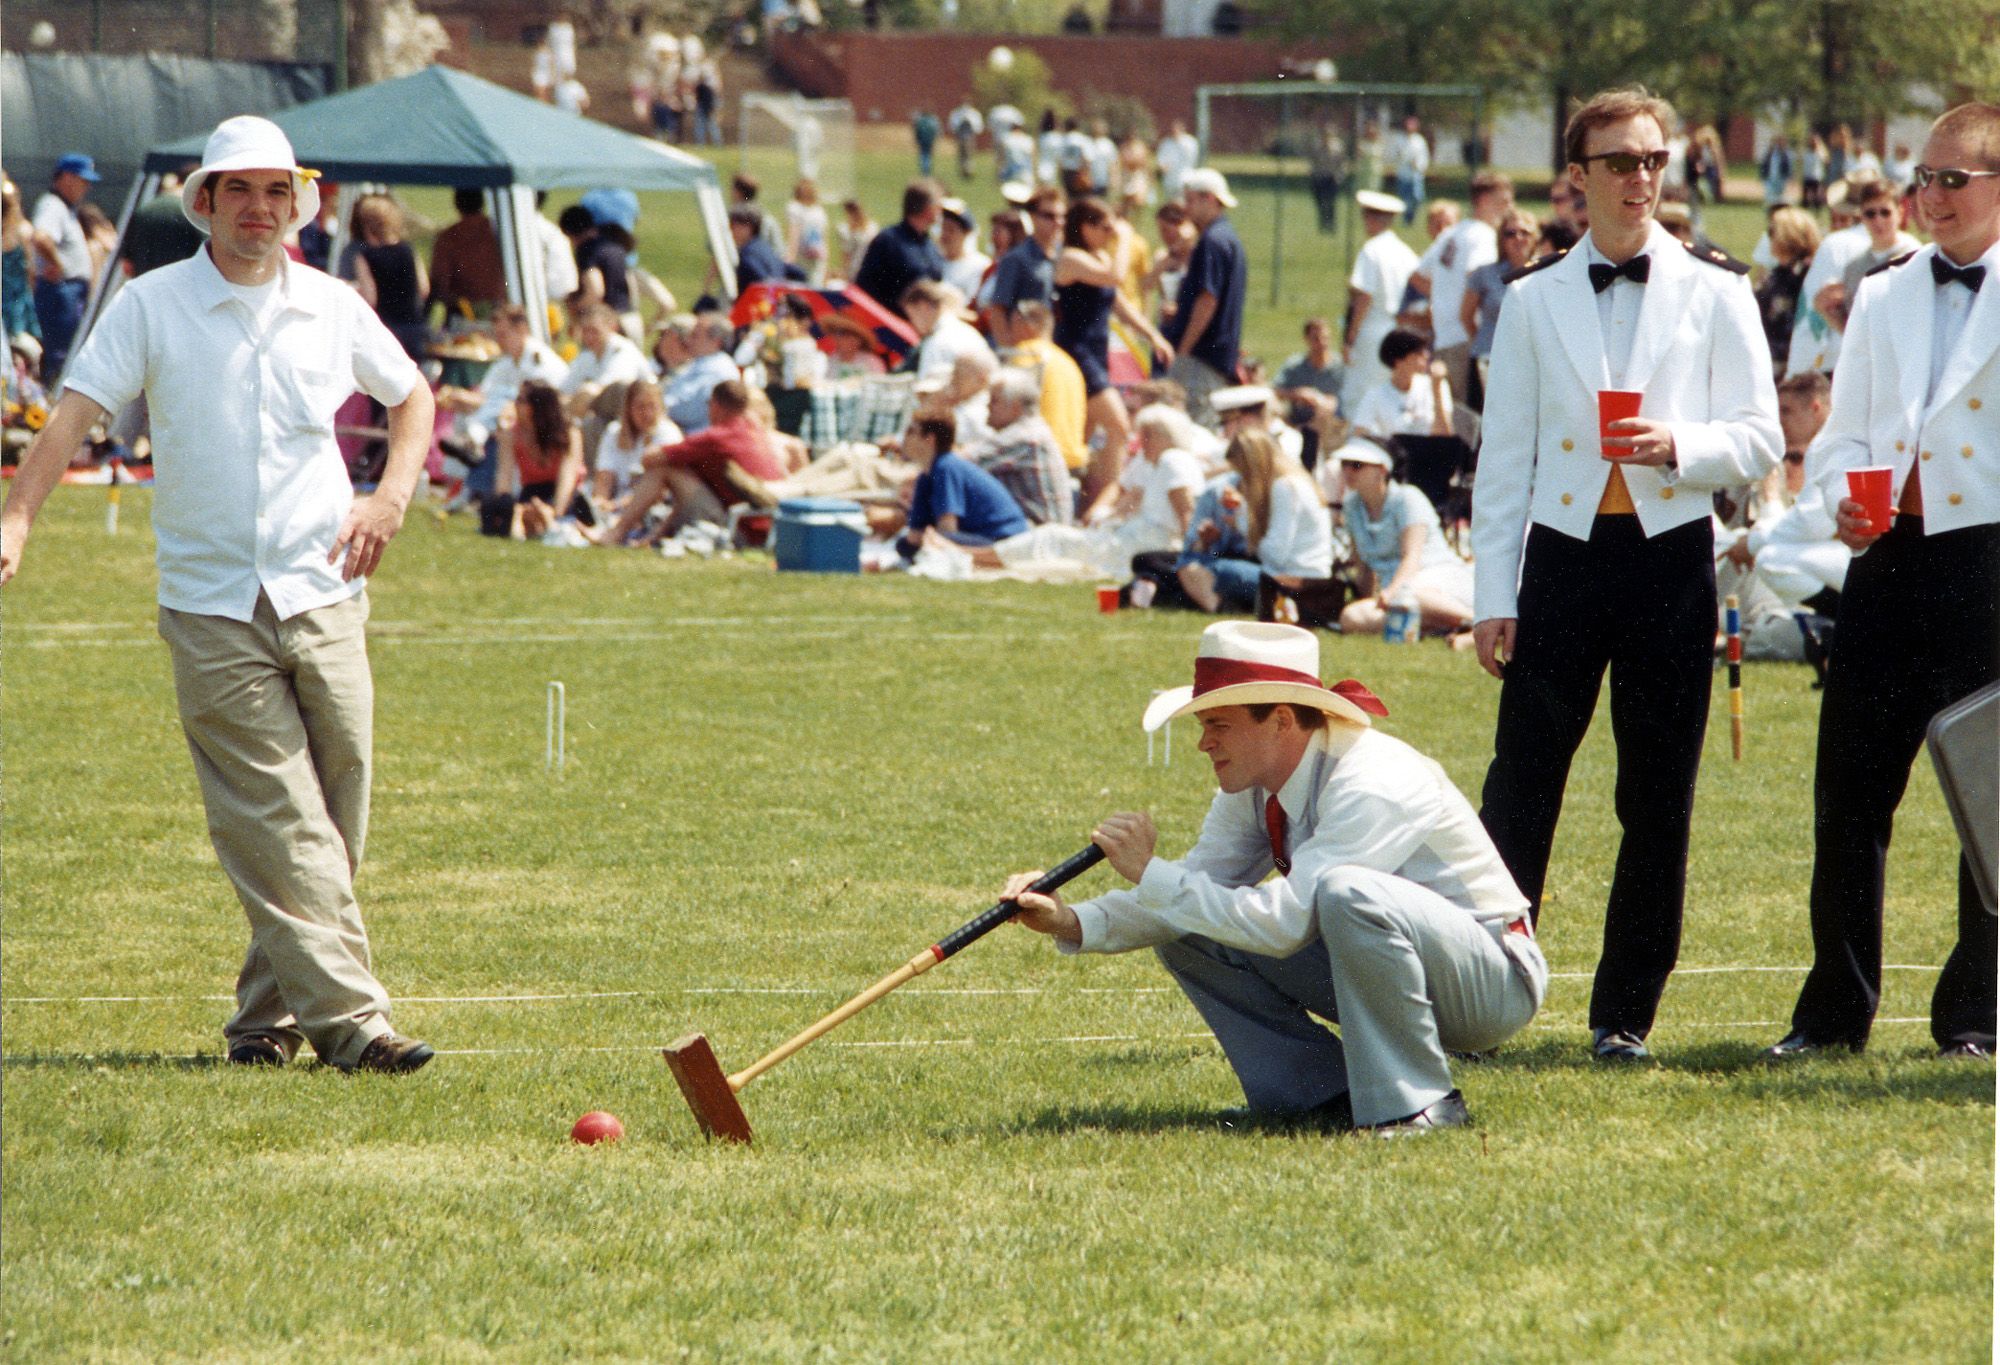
1356, 189, 1406, 215
1179, 167, 1238, 208
181, 115, 321, 233
1141, 621, 1389, 732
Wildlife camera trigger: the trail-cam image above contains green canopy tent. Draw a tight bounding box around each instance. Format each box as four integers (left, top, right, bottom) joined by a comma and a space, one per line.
78, 65, 733, 359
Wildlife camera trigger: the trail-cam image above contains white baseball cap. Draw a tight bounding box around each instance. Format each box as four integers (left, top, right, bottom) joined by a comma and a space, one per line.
1141, 622, 1388, 732
181, 115, 321, 233
1179, 167, 1237, 208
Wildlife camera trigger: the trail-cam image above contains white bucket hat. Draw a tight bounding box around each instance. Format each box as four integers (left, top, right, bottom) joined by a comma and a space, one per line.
1141, 622, 1388, 733
181, 115, 321, 233
1179, 167, 1238, 208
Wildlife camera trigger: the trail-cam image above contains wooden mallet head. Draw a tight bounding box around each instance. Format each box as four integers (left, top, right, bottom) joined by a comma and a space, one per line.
663, 1033, 754, 1144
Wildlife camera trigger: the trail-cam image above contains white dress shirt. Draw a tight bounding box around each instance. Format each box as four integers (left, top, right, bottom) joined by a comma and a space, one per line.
65, 247, 420, 621
1582, 236, 1646, 386
1931, 258, 1982, 404
1068, 726, 1529, 957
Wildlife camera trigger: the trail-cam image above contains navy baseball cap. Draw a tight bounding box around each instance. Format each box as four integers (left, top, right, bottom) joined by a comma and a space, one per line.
54, 153, 101, 182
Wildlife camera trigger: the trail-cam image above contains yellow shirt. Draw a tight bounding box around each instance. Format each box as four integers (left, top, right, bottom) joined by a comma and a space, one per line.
1011, 336, 1090, 472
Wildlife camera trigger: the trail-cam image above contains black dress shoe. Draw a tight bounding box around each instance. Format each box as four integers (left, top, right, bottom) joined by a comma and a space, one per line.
1368, 1090, 1470, 1138
1938, 1040, 1994, 1060
1760, 1031, 1863, 1062
226, 1034, 289, 1067
1592, 1028, 1652, 1062
338, 1033, 436, 1074
1219, 1092, 1354, 1132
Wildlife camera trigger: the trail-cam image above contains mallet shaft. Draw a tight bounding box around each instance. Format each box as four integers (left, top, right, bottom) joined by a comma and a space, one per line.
724, 844, 1108, 1092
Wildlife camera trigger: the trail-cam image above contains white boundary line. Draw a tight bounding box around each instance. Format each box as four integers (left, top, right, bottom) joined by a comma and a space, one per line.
0, 967, 1943, 1007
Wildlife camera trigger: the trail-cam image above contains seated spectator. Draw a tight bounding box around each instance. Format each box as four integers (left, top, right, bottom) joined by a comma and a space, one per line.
773, 295, 829, 388
560, 299, 651, 420
820, 314, 888, 379
489, 380, 589, 538
743, 386, 811, 476
1177, 428, 1332, 613
436, 303, 568, 502
904, 279, 995, 387
1211, 383, 1305, 466
731, 205, 803, 293
659, 312, 741, 432
595, 379, 788, 544
958, 367, 1074, 527
1272, 315, 1346, 467
897, 412, 1028, 558
429, 187, 507, 319
955, 401, 1199, 575
916, 349, 999, 449
595, 377, 682, 506
1719, 370, 1845, 659
1331, 437, 1473, 638
1351, 329, 1454, 440
1002, 299, 1088, 477
351, 193, 429, 360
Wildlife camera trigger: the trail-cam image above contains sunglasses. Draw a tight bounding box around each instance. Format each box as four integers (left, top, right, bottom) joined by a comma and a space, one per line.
1578, 149, 1671, 175
1912, 165, 2000, 191
1339, 459, 1378, 472
1501, 227, 1533, 239
1032, 209, 1061, 221
1860, 207, 1897, 219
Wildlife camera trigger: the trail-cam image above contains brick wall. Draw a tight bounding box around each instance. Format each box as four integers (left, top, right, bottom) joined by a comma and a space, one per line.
772, 30, 1344, 137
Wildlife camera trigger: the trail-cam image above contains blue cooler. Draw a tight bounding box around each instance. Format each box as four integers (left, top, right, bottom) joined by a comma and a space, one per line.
772, 497, 865, 573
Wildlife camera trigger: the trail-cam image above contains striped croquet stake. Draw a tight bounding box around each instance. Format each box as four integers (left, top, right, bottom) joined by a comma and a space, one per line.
1725, 594, 1743, 760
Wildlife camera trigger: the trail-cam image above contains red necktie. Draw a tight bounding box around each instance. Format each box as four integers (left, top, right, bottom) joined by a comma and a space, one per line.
1265, 795, 1291, 874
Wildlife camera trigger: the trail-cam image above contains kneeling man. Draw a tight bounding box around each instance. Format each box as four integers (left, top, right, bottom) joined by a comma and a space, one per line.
1006, 622, 1546, 1133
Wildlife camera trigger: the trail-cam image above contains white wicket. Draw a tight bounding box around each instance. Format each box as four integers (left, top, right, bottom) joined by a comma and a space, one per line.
545, 681, 566, 775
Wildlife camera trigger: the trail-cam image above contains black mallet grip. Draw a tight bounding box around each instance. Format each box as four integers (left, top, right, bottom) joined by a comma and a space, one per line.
932, 843, 1106, 961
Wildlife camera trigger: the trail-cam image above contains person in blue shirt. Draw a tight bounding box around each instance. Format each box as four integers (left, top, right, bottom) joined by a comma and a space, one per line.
852, 180, 946, 320
980, 186, 1065, 333
1329, 437, 1474, 638
898, 411, 1028, 558
730, 207, 803, 294
1162, 168, 1248, 424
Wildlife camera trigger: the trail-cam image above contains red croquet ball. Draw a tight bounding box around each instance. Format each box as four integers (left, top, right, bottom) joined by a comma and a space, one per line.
571, 1110, 625, 1145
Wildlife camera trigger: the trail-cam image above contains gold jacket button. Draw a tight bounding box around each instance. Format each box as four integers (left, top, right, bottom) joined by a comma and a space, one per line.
1660, 487, 1675, 500
1949, 492, 1964, 506
1922, 449, 1934, 461
1895, 440, 1906, 452
1964, 446, 1976, 458
1971, 398, 1984, 411
1561, 438, 1575, 452
1560, 492, 1573, 505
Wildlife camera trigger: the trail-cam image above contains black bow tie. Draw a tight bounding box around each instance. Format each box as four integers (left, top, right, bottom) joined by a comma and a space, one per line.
1589, 255, 1651, 293
1932, 255, 1986, 293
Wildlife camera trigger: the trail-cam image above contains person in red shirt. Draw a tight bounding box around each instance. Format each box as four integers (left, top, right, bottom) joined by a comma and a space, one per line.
594, 379, 785, 545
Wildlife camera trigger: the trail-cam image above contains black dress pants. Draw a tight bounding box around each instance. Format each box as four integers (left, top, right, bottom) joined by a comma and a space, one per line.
1480, 515, 1716, 1037
1789, 517, 2000, 1051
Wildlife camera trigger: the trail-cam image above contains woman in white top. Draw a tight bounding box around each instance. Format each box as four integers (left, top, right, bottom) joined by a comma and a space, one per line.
785, 179, 831, 286
1178, 428, 1333, 613
963, 404, 1202, 577
593, 378, 681, 506
1351, 327, 1454, 441
1330, 436, 1474, 637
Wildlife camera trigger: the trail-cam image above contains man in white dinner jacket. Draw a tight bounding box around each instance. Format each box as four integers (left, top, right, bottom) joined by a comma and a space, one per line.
1765, 102, 2000, 1063
1002, 622, 1547, 1136
1470, 87, 1781, 1063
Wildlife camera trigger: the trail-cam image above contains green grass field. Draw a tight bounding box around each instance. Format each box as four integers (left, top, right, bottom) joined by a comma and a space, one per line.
2, 483, 1991, 1360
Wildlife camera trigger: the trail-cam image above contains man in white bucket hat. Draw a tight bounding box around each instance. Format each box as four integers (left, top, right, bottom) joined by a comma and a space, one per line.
1, 115, 439, 1074
1002, 622, 1547, 1134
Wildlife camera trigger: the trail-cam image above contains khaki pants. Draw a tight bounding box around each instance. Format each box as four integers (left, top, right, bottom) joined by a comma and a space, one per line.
157, 591, 393, 1067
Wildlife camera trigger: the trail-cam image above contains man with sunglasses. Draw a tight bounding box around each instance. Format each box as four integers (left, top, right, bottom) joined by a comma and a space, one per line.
1471, 87, 1781, 1063
981, 186, 1064, 336
1819, 179, 1922, 335
1766, 103, 2000, 1064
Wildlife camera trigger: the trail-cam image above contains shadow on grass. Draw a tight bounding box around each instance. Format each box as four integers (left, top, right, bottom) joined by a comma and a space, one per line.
2, 1050, 226, 1071
1481, 1037, 1995, 1105
1003, 1103, 1338, 1138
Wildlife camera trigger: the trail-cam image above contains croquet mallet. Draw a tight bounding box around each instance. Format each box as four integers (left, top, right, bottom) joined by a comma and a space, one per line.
1725, 593, 1744, 760
664, 844, 1106, 1143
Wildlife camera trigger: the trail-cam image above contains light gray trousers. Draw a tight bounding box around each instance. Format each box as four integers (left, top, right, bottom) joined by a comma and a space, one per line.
1156, 864, 1546, 1126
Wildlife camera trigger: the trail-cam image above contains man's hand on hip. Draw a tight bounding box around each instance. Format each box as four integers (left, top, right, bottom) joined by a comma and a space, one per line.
330, 492, 408, 581
1473, 618, 1516, 679
1002, 870, 1081, 947
1093, 811, 1156, 884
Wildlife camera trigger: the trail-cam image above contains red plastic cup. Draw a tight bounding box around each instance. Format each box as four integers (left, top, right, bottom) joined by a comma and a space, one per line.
1096, 585, 1120, 614
1597, 389, 1643, 458
1845, 466, 1895, 535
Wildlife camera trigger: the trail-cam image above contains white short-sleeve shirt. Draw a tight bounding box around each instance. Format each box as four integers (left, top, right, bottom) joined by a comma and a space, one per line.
31, 191, 93, 281
1120, 445, 1205, 540
64, 248, 421, 622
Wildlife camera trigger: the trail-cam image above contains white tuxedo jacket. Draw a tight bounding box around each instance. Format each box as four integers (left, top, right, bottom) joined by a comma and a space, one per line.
1810, 241, 2000, 536
1471, 222, 1782, 621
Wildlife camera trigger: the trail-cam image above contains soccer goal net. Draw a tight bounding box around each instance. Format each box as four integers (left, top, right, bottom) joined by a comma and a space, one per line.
738, 93, 857, 203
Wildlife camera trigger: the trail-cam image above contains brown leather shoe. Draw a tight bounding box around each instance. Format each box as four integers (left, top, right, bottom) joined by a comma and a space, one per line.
339, 1033, 436, 1074
226, 1034, 290, 1067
